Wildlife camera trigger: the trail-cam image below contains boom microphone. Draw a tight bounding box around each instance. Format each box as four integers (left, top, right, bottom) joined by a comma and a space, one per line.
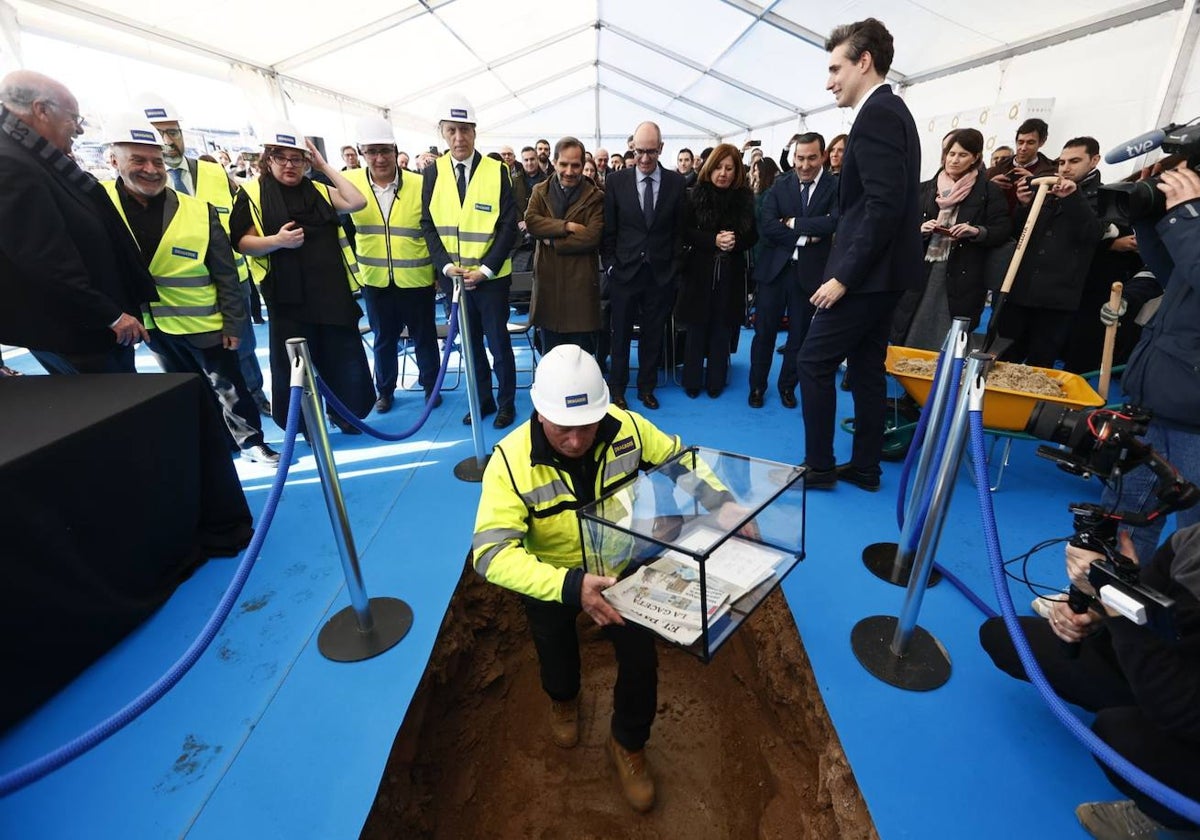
1104, 127, 1172, 164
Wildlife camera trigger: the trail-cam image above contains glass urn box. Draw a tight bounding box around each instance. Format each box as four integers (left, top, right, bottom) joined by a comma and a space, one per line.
578, 446, 807, 661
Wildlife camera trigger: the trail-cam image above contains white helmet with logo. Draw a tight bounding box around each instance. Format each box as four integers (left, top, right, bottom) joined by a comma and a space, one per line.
132, 92, 181, 125
436, 94, 476, 126
258, 119, 307, 151
102, 112, 164, 147
356, 115, 396, 147
530, 345, 610, 426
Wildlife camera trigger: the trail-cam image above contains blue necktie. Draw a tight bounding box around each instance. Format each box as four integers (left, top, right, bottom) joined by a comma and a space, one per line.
169, 167, 189, 195
642, 176, 654, 226
456, 163, 467, 204
800, 180, 812, 213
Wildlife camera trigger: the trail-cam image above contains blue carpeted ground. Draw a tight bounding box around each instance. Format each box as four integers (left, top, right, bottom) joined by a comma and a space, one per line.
0, 327, 1176, 839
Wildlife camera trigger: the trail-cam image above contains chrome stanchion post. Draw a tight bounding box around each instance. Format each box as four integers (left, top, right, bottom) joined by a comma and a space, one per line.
453, 276, 491, 482
863, 317, 971, 587
285, 339, 413, 662
850, 350, 994, 691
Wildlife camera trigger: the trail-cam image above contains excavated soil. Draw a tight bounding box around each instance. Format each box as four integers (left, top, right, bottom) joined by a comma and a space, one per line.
361, 562, 878, 840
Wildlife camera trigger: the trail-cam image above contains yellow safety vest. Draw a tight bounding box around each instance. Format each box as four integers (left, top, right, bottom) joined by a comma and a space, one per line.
471, 411, 690, 602
192, 157, 249, 284
344, 167, 433, 289
429, 154, 513, 277
237, 178, 361, 291
101, 180, 221, 335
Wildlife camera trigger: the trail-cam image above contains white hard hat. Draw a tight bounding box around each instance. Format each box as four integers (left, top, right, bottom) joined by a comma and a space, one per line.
436, 94, 476, 126
133, 92, 181, 124
102, 112, 164, 147
259, 119, 306, 151
530, 345, 610, 426
356, 115, 396, 146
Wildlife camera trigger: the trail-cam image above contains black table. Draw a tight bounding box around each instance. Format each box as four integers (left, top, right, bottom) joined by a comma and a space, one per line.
0, 373, 252, 731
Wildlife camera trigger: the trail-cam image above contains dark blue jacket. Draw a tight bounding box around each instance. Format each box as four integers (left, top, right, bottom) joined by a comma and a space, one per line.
822, 85, 923, 295
754, 169, 839, 294
1125, 199, 1200, 428
601, 165, 687, 288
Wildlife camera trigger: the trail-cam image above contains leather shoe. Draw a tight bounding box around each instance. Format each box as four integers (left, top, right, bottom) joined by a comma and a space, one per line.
329, 415, 362, 435
612, 395, 628, 410
424, 390, 443, 408
492, 406, 516, 429
748, 389, 764, 408
608, 736, 655, 813
779, 387, 797, 409
837, 463, 881, 492
241, 443, 281, 465
463, 402, 497, 425
638, 392, 659, 410
374, 394, 393, 414
802, 463, 837, 490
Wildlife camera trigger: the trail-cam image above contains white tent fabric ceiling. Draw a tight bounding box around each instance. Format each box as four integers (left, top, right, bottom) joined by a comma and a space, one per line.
4, 0, 1198, 170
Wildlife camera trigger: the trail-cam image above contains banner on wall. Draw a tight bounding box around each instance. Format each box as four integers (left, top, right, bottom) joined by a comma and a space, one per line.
921, 98, 1055, 170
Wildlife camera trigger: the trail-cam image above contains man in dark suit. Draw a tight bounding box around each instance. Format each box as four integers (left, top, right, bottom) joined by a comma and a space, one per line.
0, 70, 155, 374
796, 19, 923, 491
749, 132, 838, 409
420, 95, 520, 429
601, 121, 687, 410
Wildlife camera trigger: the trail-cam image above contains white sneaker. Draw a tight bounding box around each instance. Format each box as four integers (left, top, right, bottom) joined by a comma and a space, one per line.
1031, 594, 1065, 620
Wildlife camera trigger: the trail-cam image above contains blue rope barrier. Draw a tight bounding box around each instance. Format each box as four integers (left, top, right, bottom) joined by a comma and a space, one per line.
970, 408, 1200, 825
317, 302, 461, 442
0, 384, 305, 798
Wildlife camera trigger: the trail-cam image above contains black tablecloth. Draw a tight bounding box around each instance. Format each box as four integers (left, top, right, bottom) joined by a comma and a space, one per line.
0, 373, 253, 731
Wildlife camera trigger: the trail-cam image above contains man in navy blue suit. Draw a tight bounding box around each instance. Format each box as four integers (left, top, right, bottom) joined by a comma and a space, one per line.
796, 18, 923, 491
749, 132, 838, 409
601, 121, 687, 411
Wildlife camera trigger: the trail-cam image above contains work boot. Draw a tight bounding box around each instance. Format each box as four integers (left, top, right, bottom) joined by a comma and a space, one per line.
608, 735, 655, 812
549, 696, 579, 748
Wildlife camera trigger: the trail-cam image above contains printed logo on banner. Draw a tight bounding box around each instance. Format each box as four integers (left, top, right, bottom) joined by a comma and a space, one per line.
171, 247, 199, 260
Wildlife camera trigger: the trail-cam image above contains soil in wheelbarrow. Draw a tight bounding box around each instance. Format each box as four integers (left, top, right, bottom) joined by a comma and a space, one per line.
360, 564, 878, 840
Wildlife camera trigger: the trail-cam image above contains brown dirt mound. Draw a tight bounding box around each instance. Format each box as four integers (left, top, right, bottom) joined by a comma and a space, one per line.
361, 564, 878, 840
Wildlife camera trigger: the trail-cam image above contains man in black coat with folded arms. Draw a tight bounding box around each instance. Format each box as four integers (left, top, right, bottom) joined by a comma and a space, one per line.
796, 19, 922, 492
0, 70, 156, 374
750, 132, 838, 409
601, 121, 687, 411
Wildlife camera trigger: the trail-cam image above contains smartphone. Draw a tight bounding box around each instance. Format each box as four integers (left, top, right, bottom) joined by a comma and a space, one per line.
428, 145, 438, 154
932, 225, 954, 236
745, 139, 762, 147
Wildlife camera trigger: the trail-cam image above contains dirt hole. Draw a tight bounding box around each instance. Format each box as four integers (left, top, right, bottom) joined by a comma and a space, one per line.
361, 564, 878, 840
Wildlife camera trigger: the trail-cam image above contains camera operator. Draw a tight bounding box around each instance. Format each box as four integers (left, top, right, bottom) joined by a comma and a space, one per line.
980, 524, 1200, 838
1104, 162, 1200, 562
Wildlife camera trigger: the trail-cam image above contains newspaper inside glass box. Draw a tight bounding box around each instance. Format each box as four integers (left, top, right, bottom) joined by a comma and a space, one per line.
578, 446, 806, 661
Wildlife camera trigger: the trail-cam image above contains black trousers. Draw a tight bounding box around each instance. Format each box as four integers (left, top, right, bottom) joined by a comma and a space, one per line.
462, 275, 515, 411
607, 266, 675, 396
980, 616, 1200, 829
362, 284, 439, 398
795, 291, 900, 473
680, 312, 731, 395
994, 301, 1073, 368
267, 316, 373, 430
540, 328, 596, 356
749, 264, 814, 392
522, 595, 658, 751
32, 345, 136, 375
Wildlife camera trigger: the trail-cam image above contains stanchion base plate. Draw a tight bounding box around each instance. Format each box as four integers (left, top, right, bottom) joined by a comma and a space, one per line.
318, 597, 413, 663
862, 542, 942, 588
850, 615, 951, 691
454, 455, 489, 482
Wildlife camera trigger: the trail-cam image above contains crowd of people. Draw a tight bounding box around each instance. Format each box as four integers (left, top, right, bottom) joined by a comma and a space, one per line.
3, 14, 1200, 833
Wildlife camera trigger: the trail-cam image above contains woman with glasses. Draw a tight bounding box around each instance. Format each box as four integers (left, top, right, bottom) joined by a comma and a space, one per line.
676, 143, 757, 399
230, 121, 372, 434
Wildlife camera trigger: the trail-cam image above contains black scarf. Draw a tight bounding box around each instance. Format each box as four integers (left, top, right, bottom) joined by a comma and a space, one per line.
257, 174, 339, 305
0, 104, 157, 306
548, 174, 582, 218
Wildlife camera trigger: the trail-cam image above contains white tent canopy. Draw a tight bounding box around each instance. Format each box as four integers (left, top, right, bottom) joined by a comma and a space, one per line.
1, 0, 1197, 178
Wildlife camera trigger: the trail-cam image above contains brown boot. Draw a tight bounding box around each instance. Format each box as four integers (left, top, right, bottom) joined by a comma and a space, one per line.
608, 735, 655, 812
549, 696, 579, 748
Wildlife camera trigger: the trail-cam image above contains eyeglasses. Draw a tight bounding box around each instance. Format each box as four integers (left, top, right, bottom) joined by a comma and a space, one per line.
43, 100, 85, 130
632, 148, 660, 158
361, 147, 395, 157
271, 153, 307, 168
158, 128, 183, 139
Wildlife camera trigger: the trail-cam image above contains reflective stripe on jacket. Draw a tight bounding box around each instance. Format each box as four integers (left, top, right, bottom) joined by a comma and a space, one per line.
238, 178, 361, 290
102, 181, 220, 335
430, 154, 513, 276
471, 409, 685, 602
344, 167, 433, 288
